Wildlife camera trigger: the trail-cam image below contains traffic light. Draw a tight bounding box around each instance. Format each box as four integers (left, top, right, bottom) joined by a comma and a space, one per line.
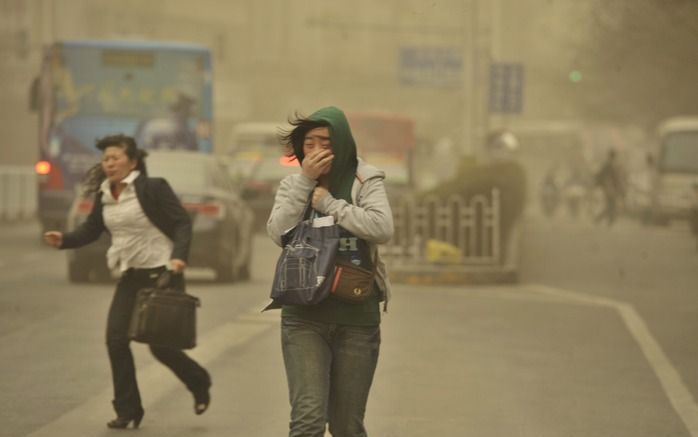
569, 70, 583, 83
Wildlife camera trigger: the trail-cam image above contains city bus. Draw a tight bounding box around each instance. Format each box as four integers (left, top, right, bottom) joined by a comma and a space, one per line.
30, 40, 213, 232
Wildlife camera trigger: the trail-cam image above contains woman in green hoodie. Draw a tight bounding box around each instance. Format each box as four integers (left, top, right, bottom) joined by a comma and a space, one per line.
268, 106, 394, 437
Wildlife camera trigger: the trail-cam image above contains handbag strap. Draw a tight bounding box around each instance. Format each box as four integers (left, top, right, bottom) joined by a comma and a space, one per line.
370, 249, 378, 278
303, 189, 320, 221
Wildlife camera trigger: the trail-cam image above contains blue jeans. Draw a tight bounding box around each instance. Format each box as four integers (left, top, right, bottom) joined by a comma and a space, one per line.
281, 316, 381, 437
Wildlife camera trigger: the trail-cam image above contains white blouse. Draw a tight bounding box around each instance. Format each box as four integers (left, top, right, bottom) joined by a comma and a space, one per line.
100, 171, 173, 272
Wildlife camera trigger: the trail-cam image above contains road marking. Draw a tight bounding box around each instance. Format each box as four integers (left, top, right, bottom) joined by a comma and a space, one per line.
26, 300, 278, 437
527, 284, 698, 437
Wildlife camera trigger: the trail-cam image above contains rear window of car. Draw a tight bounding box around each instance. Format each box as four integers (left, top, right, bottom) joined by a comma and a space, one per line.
661, 131, 698, 173
147, 156, 208, 193
253, 157, 300, 182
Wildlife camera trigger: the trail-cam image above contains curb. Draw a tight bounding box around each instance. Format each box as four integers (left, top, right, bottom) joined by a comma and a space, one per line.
389, 265, 518, 285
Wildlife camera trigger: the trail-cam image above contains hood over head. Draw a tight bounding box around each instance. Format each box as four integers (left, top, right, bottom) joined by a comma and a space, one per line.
308, 106, 358, 203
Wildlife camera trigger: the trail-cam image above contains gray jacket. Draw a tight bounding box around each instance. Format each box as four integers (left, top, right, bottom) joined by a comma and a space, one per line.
267, 159, 394, 307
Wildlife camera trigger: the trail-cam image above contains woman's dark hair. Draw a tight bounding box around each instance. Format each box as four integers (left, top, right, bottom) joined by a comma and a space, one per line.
279, 113, 330, 163
83, 134, 148, 193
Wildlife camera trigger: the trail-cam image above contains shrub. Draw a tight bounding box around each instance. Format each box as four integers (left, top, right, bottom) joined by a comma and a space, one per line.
422, 157, 527, 260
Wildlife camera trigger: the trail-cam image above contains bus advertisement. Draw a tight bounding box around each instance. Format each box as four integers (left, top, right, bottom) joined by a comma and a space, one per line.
30, 40, 213, 232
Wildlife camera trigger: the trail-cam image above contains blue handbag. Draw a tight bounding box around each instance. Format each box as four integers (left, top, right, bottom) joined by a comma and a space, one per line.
265, 215, 340, 309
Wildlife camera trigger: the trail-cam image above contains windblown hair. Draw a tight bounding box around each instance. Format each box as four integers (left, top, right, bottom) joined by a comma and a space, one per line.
279, 113, 330, 164
82, 134, 148, 193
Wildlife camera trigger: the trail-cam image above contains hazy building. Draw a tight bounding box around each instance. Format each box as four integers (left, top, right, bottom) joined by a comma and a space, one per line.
1, 0, 590, 165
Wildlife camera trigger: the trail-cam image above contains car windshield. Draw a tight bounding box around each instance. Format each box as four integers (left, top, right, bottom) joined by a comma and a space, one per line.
147, 154, 208, 193
252, 156, 300, 182
661, 131, 698, 174
135, 118, 197, 150
226, 148, 298, 183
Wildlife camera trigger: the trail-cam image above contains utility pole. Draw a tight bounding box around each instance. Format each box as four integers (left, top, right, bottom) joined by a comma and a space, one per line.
463, 0, 492, 160
462, 1, 474, 157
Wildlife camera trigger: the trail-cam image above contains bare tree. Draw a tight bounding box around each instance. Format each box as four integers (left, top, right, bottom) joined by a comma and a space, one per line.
574, 0, 698, 125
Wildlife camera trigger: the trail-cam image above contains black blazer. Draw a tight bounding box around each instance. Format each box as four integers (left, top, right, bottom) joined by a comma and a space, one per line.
61, 173, 192, 262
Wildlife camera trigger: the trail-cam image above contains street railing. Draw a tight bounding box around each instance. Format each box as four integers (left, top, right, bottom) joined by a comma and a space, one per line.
0, 166, 36, 221
384, 189, 500, 265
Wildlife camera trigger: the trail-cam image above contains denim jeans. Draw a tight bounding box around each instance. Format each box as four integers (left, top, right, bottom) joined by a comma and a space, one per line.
281, 316, 381, 437
106, 267, 210, 417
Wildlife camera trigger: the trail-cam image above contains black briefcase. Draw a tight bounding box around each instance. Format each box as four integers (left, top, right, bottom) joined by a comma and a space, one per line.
128, 272, 200, 350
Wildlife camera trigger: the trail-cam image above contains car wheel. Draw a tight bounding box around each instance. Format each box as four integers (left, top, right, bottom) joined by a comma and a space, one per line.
237, 235, 253, 281
68, 260, 90, 283
214, 233, 237, 283
238, 263, 251, 281
214, 252, 236, 282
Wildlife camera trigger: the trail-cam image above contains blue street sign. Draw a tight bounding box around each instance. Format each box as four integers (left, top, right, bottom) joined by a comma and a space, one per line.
489, 63, 524, 114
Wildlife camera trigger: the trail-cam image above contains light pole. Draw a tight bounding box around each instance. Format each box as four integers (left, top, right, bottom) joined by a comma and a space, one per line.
463, 0, 493, 160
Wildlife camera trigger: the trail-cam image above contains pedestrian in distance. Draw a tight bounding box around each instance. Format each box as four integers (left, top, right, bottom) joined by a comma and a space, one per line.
267, 106, 394, 437
540, 167, 560, 218
43, 134, 211, 429
594, 149, 625, 226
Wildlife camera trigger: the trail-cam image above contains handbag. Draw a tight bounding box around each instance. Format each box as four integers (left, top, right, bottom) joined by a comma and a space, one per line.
330, 253, 377, 304
267, 215, 340, 309
128, 271, 200, 349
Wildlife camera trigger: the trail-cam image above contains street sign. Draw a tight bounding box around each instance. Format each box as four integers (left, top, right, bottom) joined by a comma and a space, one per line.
399, 47, 462, 88
489, 63, 524, 114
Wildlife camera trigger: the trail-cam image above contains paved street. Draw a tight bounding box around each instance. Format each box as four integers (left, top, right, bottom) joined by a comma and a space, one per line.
1, 216, 697, 436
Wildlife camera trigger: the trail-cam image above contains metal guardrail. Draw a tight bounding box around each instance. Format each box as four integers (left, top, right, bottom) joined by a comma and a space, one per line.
384, 189, 501, 266
0, 166, 37, 221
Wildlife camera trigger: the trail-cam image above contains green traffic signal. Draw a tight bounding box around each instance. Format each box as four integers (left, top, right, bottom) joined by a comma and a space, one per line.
569, 70, 582, 83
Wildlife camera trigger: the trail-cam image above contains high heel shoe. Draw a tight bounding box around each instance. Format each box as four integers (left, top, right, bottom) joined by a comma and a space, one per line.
106, 410, 144, 429
193, 381, 211, 415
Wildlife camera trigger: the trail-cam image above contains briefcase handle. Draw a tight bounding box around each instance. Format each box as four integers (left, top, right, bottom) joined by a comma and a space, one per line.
155, 270, 185, 292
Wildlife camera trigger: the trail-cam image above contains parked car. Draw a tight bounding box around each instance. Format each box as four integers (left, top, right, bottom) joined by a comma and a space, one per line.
64, 150, 254, 283
649, 116, 698, 224
225, 148, 300, 230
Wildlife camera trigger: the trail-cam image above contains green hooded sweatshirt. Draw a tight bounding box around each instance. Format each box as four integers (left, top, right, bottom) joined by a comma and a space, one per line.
307, 106, 358, 203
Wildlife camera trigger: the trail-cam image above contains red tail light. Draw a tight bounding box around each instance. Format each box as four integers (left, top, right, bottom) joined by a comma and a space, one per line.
36, 160, 64, 190
183, 201, 225, 219
35, 160, 51, 175
280, 155, 299, 167
76, 198, 94, 215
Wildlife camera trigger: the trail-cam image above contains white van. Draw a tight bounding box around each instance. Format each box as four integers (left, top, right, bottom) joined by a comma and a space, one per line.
650, 116, 698, 222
